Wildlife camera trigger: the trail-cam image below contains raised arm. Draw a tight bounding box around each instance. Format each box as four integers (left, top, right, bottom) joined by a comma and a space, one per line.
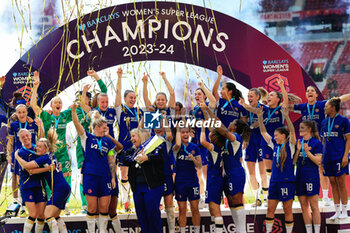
281, 106, 296, 144
162, 111, 173, 142
160, 72, 175, 109
87, 70, 107, 93
34, 117, 45, 139
340, 93, 350, 103
198, 81, 216, 109
278, 77, 289, 107
6, 136, 14, 165
200, 124, 213, 151
293, 140, 301, 164
105, 128, 123, 152
115, 68, 123, 107
30, 71, 42, 116
257, 108, 271, 143
142, 73, 153, 110
212, 65, 223, 101
201, 103, 236, 142
189, 152, 202, 169
71, 103, 84, 136
80, 84, 92, 113
238, 97, 261, 114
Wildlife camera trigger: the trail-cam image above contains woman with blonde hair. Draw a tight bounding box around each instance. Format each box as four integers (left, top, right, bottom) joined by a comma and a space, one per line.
71, 103, 120, 233
16, 128, 71, 233
119, 128, 165, 233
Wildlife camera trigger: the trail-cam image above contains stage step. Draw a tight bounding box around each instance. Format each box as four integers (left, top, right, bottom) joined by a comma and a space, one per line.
338, 230, 350, 233
326, 217, 350, 232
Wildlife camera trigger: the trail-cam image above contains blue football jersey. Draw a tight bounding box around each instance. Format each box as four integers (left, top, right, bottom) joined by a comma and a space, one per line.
295, 137, 323, 182
321, 114, 350, 162
268, 139, 296, 182
81, 130, 115, 177
294, 100, 326, 131
216, 98, 247, 128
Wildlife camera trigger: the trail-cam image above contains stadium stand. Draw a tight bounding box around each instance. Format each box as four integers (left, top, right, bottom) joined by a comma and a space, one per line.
260, 0, 295, 12
338, 41, 350, 72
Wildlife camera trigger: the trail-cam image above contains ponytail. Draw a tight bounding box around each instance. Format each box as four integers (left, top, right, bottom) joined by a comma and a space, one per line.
275, 127, 289, 171
328, 97, 341, 112
258, 87, 268, 101
37, 128, 60, 153
287, 93, 302, 105
301, 120, 321, 141
225, 82, 242, 101
234, 119, 251, 145
90, 111, 107, 131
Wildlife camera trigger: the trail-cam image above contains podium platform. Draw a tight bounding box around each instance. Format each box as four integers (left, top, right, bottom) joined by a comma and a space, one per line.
2, 202, 350, 233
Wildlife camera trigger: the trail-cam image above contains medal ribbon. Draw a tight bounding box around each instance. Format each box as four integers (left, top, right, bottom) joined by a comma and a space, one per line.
22, 144, 37, 155
276, 143, 285, 165
54, 116, 60, 130
124, 105, 139, 122
95, 137, 103, 154
20, 121, 28, 129
327, 113, 338, 139
222, 98, 234, 109
265, 106, 280, 125
98, 107, 106, 117
307, 103, 316, 121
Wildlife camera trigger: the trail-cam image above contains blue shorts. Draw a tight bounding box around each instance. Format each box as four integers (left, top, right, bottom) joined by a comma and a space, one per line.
296, 180, 320, 197
223, 173, 245, 197
262, 146, 273, 160
175, 181, 200, 202
48, 183, 71, 209
205, 175, 223, 205
245, 144, 263, 162
199, 146, 208, 166
163, 175, 174, 196
268, 181, 295, 201
323, 160, 349, 177
83, 174, 112, 197
21, 187, 47, 204
111, 175, 119, 197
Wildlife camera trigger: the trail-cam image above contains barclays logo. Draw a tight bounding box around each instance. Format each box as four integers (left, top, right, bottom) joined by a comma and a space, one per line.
13, 72, 17, 77
263, 59, 289, 65
78, 23, 86, 31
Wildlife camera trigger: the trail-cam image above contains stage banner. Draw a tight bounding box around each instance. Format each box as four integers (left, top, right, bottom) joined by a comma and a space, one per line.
1, 211, 337, 233
3, 1, 321, 106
